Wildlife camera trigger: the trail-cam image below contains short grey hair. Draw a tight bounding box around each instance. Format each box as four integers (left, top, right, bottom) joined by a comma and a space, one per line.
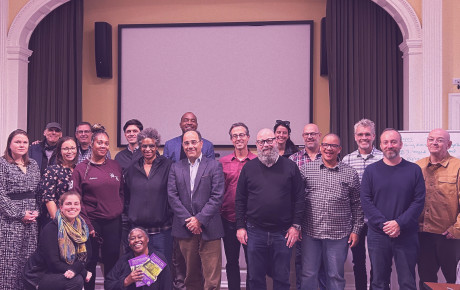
354, 119, 376, 135
137, 128, 161, 147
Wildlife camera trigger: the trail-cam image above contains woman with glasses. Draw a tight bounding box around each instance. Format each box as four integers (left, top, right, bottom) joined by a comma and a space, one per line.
273, 120, 299, 158
0, 129, 40, 290
37, 136, 78, 228
71, 124, 124, 290
124, 128, 173, 267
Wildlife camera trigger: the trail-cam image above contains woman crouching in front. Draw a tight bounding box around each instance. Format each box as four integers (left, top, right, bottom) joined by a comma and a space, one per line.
105, 228, 171, 290
24, 190, 92, 289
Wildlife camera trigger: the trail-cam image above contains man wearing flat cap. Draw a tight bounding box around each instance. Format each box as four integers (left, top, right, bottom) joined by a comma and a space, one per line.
29, 122, 63, 175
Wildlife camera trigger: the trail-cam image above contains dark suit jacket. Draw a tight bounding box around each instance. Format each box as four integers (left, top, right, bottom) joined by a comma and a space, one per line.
163, 136, 215, 162
167, 156, 225, 240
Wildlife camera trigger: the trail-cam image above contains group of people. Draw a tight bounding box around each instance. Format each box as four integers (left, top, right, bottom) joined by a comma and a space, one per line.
0, 111, 458, 290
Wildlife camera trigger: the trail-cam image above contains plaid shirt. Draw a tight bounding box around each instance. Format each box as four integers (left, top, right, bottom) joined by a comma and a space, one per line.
289, 149, 321, 168
300, 159, 364, 239
341, 147, 383, 182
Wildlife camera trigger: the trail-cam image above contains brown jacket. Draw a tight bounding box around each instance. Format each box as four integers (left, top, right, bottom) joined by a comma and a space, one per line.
416, 154, 460, 238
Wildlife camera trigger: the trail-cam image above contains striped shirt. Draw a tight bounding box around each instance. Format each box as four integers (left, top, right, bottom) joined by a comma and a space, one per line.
341, 147, 383, 182
300, 159, 364, 240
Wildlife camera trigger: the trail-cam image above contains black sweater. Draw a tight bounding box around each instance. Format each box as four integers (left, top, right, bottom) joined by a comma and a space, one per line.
39, 219, 91, 278
235, 157, 305, 231
124, 155, 173, 228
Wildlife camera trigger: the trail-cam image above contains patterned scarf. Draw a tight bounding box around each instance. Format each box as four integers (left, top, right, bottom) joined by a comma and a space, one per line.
57, 209, 89, 264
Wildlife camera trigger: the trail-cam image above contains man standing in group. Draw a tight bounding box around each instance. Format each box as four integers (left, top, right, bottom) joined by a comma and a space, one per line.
361, 128, 425, 289
114, 119, 143, 172
300, 133, 364, 290
235, 128, 305, 290
75, 121, 110, 163
114, 119, 143, 252
220, 122, 256, 290
416, 128, 460, 287
163, 112, 214, 289
167, 130, 225, 290
163, 112, 215, 162
289, 123, 322, 289
29, 122, 62, 175
342, 119, 383, 290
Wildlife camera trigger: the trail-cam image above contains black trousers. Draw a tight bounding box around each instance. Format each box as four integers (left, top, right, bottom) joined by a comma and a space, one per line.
351, 223, 373, 290
418, 232, 460, 288
37, 274, 84, 290
84, 216, 122, 290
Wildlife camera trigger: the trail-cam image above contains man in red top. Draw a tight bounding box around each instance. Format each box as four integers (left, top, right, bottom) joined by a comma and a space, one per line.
220, 122, 257, 290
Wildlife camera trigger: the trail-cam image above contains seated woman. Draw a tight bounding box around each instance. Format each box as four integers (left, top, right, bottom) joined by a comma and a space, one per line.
105, 228, 171, 290
24, 190, 92, 290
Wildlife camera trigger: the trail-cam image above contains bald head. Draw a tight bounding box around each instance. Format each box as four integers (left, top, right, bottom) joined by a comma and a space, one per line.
427, 128, 452, 160
257, 128, 275, 141
180, 112, 198, 133
302, 123, 321, 152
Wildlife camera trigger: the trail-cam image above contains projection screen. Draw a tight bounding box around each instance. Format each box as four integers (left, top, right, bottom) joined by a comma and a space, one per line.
118, 21, 313, 147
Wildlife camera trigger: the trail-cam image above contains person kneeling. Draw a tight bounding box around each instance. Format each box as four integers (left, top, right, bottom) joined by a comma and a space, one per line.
105, 228, 171, 290
24, 191, 92, 290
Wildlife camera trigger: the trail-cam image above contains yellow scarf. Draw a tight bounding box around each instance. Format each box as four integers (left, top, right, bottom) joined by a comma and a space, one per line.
57, 210, 89, 264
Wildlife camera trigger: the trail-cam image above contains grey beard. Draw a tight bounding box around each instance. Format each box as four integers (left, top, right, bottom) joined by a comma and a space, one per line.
257, 146, 279, 167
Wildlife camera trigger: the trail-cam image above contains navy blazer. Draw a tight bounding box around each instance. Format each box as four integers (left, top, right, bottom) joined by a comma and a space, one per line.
163, 136, 215, 162
167, 156, 225, 240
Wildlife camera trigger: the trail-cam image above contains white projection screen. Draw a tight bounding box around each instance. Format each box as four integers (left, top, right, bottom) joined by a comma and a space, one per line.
118, 21, 313, 147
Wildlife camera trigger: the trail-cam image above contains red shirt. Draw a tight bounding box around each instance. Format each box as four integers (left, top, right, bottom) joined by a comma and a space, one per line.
220, 151, 257, 222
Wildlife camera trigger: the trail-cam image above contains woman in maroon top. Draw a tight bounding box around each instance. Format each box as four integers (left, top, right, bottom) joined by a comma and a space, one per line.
71, 124, 124, 290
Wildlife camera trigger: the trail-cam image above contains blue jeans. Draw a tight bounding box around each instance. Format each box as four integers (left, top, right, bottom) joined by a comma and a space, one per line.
247, 224, 292, 290
367, 228, 418, 290
301, 235, 348, 290
148, 228, 173, 268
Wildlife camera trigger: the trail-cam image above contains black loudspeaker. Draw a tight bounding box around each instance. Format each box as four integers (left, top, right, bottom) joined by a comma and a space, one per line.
320, 17, 328, 76
95, 22, 112, 79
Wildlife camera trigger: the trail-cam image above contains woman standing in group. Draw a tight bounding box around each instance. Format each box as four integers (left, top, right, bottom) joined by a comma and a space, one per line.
72, 125, 124, 290
274, 120, 299, 157
124, 128, 173, 265
24, 190, 92, 290
38, 136, 77, 228
0, 129, 40, 289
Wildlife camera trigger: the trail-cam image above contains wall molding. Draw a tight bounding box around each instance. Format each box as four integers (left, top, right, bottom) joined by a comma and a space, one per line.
1, 0, 426, 150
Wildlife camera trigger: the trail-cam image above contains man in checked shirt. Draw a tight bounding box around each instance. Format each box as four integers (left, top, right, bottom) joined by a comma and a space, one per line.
300, 133, 364, 290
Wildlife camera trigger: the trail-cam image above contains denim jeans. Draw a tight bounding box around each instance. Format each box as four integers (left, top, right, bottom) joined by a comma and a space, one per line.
301, 235, 349, 290
367, 228, 418, 290
222, 218, 249, 290
247, 223, 292, 290
148, 228, 173, 267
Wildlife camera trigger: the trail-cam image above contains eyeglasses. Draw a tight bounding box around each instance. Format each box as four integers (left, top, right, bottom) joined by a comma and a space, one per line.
256, 137, 276, 146
76, 130, 91, 134
48, 128, 61, 133
427, 138, 446, 144
231, 133, 247, 140
276, 120, 290, 127
321, 143, 340, 149
183, 140, 200, 146
141, 144, 156, 149
303, 132, 319, 137
61, 147, 77, 152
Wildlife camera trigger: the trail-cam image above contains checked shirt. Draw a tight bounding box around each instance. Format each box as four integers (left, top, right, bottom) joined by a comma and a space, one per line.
300, 158, 364, 240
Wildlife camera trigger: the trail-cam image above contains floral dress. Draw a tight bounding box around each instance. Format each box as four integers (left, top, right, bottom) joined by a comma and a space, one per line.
0, 157, 40, 290
37, 164, 73, 221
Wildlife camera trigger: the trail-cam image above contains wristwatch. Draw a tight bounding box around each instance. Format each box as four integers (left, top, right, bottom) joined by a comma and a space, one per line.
291, 224, 301, 231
